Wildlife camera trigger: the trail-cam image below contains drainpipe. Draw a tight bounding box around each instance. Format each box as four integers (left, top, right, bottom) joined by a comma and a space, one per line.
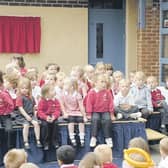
138, 0, 146, 29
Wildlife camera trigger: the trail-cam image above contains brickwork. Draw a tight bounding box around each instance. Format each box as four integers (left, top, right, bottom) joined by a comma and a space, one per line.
0, 0, 88, 8
137, 1, 160, 77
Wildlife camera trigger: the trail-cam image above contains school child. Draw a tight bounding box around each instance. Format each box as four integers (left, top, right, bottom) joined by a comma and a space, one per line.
105, 63, 114, 77
147, 76, 168, 134
78, 152, 102, 168
112, 71, 124, 95
122, 137, 152, 168
114, 79, 140, 120
158, 137, 168, 168
16, 77, 42, 149
57, 145, 77, 168
158, 76, 168, 104
70, 66, 88, 98
37, 83, 61, 150
94, 144, 118, 168
128, 70, 136, 87
60, 77, 87, 147
86, 74, 114, 148
55, 71, 66, 100
84, 64, 95, 91
3, 148, 27, 168
26, 71, 41, 106
0, 87, 14, 129
95, 62, 106, 75
130, 71, 153, 118
39, 63, 60, 87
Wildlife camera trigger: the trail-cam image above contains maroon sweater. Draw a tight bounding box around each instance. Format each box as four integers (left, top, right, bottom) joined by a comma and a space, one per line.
86, 89, 114, 114
0, 90, 14, 115
151, 88, 165, 107
37, 98, 60, 120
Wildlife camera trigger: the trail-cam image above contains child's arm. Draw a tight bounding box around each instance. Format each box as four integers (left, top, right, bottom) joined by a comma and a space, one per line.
59, 99, 68, 118
18, 107, 32, 121
78, 98, 87, 122
51, 99, 61, 120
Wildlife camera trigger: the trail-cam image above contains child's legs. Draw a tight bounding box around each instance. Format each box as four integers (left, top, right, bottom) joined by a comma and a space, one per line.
51, 120, 59, 145
2, 115, 12, 131
101, 112, 111, 138
91, 112, 101, 138
41, 120, 49, 145
23, 124, 29, 142
155, 107, 168, 126
31, 120, 40, 140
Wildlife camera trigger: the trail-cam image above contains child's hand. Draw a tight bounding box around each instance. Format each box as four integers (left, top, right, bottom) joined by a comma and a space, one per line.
83, 116, 88, 123
26, 116, 32, 122
111, 115, 116, 121
63, 113, 68, 119
46, 116, 52, 123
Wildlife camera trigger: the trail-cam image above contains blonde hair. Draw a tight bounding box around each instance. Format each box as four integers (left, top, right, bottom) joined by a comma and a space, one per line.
64, 77, 78, 92
84, 64, 94, 73
128, 137, 150, 154
134, 71, 146, 81
56, 71, 66, 80
119, 79, 130, 87
78, 152, 102, 168
19, 162, 39, 168
17, 77, 32, 97
113, 71, 123, 80
4, 149, 27, 168
26, 71, 38, 81
94, 144, 112, 164
95, 62, 106, 74
41, 84, 53, 98
3, 73, 19, 89
160, 137, 168, 156
146, 76, 157, 83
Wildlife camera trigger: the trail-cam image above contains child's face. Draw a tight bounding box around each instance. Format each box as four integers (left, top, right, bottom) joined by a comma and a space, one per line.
56, 78, 64, 88
96, 66, 106, 75
147, 78, 157, 90
20, 84, 29, 96
48, 65, 57, 75
113, 74, 123, 83
30, 77, 38, 89
120, 82, 130, 94
3, 79, 11, 90
135, 77, 144, 87
96, 77, 106, 90
45, 75, 55, 85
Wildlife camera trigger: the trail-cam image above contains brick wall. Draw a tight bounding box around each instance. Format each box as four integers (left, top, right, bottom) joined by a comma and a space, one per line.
137, 0, 160, 77
0, 0, 88, 8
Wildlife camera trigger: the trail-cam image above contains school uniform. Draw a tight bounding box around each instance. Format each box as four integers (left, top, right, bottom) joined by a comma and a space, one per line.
38, 98, 60, 148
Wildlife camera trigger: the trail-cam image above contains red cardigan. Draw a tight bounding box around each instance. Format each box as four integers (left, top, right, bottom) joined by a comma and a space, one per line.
37, 98, 60, 120
151, 88, 165, 107
0, 90, 14, 115
103, 163, 118, 168
86, 89, 114, 114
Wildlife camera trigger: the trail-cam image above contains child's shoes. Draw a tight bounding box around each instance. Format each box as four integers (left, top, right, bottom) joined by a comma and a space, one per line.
36, 140, 42, 148
24, 142, 30, 150
105, 138, 113, 148
90, 137, 97, 147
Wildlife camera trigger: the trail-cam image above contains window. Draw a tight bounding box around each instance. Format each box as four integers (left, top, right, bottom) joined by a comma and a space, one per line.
96, 23, 103, 58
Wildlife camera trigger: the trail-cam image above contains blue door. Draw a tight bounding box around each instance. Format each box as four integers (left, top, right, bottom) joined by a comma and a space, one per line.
89, 3, 125, 72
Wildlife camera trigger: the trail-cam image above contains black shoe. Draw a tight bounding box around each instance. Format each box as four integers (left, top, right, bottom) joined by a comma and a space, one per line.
24, 142, 30, 150
44, 145, 49, 150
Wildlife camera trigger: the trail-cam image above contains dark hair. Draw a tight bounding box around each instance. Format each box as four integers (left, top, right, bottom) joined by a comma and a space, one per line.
13, 56, 25, 68
57, 145, 75, 164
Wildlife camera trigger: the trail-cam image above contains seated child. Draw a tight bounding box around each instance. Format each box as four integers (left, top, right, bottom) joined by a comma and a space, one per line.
3, 148, 27, 168
147, 76, 168, 134
130, 71, 153, 118
38, 83, 61, 150
158, 137, 168, 168
56, 145, 77, 168
78, 152, 102, 168
114, 79, 140, 120
94, 144, 118, 168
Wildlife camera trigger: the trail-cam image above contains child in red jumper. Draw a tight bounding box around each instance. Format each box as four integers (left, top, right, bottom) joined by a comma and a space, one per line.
147, 76, 168, 134
94, 144, 118, 168
86, 74, 115, 148
38, 83, 61, 150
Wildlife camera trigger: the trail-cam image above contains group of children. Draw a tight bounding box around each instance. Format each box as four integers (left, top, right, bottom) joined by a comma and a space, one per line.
1, 55, 168, 150
4, 136, 168, 168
